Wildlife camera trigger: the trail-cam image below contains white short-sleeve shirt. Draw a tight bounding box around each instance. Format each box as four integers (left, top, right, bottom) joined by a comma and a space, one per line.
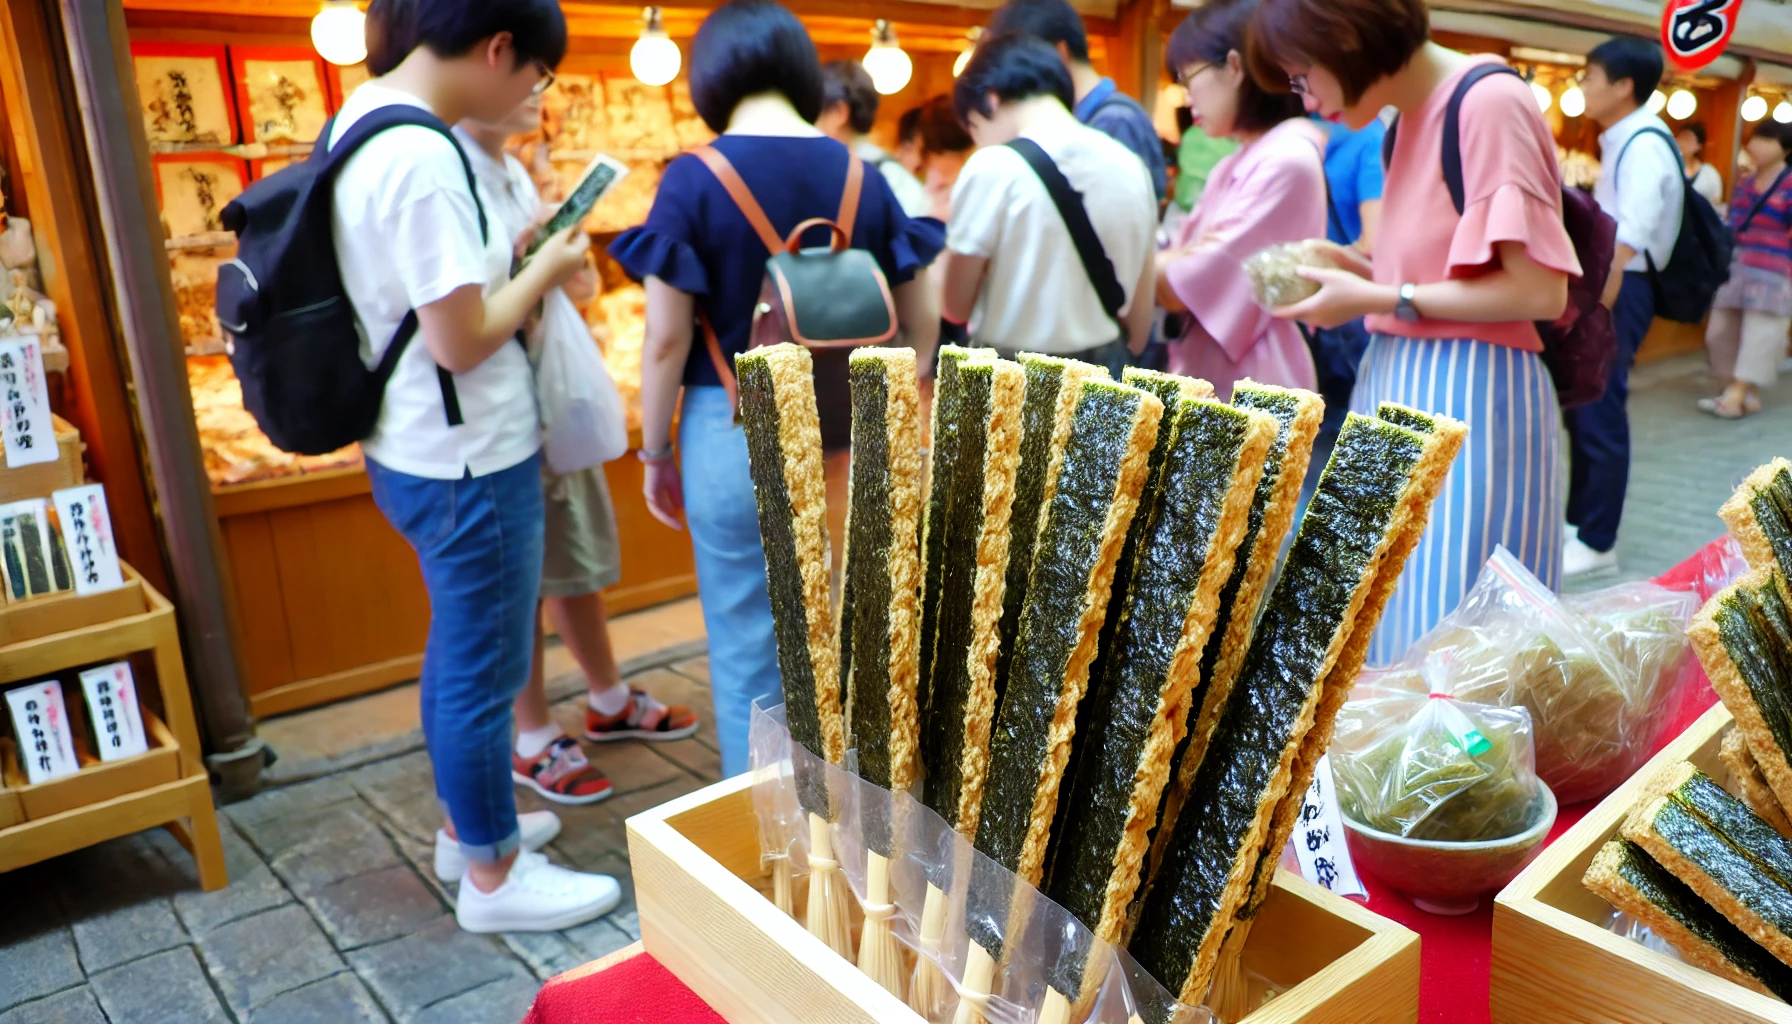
330, 84, 539, 480
946, 121, 1156, 354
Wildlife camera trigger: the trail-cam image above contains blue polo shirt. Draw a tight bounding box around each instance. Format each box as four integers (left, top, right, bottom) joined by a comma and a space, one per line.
1321, 117, 1386, 246
1074, 78, 1168, 202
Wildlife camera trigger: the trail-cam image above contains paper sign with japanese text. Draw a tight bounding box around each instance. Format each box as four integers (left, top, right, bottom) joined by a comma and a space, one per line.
52, 485, 126, 596
1291, 754, 1367, 899
5, 680, 80, 783
0, 336, 57, 468
1662, 0, 1743, 71
79, 662, 149, 761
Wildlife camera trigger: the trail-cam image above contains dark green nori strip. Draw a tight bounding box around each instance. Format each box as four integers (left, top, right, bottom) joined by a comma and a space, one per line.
996, 356, 1070, 708
1610, 839, 1792, 1001
1648, 797, 1792, 939
1750, 466, 1792, 580
1674, 767, 1792, 889
847, 358, 898, 855
920, 349, 980, 725
1716, 578, 1792, 805
1130, 414, 1422, 997
1045, 399, 1258, 999
968, 382, 1147, 957
920, 362, 997, 830
738, 355, 830, 817
1375, 402, 1437, 435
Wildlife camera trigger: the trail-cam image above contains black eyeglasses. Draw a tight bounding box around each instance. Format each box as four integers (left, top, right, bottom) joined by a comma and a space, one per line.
531, 59, 556, 96
1180, 62, 1218, 88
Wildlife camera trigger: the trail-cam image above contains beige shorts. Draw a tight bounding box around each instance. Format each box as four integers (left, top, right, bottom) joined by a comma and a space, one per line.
542, 465, 622, 599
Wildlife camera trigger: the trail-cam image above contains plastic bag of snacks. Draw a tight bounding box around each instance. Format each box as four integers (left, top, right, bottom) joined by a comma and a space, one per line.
1332, 669, 1543, 841
1242, 240, 1335, 309
1378, 546, 1698, 805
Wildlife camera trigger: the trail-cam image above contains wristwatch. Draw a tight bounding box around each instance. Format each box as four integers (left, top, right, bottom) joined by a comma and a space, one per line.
1395, 283, 1422, 323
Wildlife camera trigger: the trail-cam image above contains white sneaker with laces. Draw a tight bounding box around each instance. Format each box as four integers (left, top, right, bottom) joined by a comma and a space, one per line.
1563, 535, 1619, 578
455, 850, 621, 933
434, 809, 562, 882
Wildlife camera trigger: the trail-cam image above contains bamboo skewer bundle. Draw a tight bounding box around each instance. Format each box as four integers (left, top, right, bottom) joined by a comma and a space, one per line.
839, 350, 925, 997
736, 344, 851, 957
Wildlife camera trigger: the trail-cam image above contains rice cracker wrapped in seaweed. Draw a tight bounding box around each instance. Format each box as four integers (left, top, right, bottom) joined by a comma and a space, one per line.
1130, 409, 1462, 1005
920, 346, 995, 719
1585, 838, 1792, 1000
1045, 396, 1274, 971
1690, 568, 1792, 816
1720, 728, 1792, 838
1720, 458, 1792, 578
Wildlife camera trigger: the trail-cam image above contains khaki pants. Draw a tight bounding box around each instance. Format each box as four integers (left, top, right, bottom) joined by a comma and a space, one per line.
1706, 306, 1788, 388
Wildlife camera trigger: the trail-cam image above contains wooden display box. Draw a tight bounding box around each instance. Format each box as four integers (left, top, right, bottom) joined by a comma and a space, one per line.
1490, 704, 1792, 1023
0, 413, 84, 504
627, 774, 1421, 1024
0, 575, 146, 646
0, 710, 180, 822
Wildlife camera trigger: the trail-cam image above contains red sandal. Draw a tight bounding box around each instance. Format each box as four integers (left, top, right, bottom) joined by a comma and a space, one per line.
511, 737, 614, 805
584, 689, 700, 743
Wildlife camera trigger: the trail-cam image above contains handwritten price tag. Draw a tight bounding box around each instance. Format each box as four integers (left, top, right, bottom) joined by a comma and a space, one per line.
1291, 754, 1366, 899
0, 337, 56, 468
53, 485, 126, 596
5, 680, 80, 783
79, 662, 149, 761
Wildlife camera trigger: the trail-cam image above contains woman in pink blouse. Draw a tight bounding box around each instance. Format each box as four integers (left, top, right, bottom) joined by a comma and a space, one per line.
1247, 0, 1580, 662
1154, 0, 1323, 399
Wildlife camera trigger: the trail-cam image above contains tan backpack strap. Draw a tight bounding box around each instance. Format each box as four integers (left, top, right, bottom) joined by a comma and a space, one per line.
697, 306, 739, 412
692, 145, 784, 254
837, 154, 864, 242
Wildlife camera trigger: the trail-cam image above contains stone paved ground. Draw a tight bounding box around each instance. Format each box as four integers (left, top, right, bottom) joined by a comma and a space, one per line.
2, 354, 1787, 1024
0, 655, 717, 1024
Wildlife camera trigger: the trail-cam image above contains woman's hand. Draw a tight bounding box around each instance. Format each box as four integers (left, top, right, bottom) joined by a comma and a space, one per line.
643, 458, 685, 531
1307, 239, 1373, 280
1273, 266, 1394, 329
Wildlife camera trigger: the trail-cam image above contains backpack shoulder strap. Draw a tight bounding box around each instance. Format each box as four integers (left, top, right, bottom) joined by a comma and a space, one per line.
692, 145, 783, 253
837, 154, 864, 242
1382, 115, 1397, 170
1441, 63, 1523, 214
1005, 137, 1127, 323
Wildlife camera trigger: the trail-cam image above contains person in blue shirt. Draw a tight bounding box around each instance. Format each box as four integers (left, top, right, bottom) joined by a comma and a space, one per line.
986, 0, 1167, 203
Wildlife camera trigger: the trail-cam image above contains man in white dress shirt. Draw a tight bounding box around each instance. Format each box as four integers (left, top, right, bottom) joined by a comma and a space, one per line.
1567, 36, 1684, 578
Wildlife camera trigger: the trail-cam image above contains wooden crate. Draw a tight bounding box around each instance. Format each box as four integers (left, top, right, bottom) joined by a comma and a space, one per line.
627, 774, 1420, 1024
0, 710, 180, 820
0, 414, 84, 504
1490, 704, 1792, 1024
0, 576, 146, 646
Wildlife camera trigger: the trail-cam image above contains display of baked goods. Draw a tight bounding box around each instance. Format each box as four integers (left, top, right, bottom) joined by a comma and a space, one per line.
188, 355, 360, 486
541, 73, 607, 153
586, 160, 661, 234
1558, 146, 1600, 191
171, 252, 224, 351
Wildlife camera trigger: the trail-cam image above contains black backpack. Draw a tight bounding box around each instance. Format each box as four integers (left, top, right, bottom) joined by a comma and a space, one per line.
1615, 126, 1733, 323
215, 106, 487, 456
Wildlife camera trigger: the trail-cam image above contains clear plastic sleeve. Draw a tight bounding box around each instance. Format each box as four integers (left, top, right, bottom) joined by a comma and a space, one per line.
749, 702, 1210, 1024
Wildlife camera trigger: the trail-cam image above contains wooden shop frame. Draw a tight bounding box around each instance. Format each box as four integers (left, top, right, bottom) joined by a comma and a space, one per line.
1491, 704, 1792, 1024
627, 773, 1420, 1024
227, 44, 331, 144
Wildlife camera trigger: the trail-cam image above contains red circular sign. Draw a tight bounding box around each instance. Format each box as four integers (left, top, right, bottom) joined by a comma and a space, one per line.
1661, 0, 1744, 71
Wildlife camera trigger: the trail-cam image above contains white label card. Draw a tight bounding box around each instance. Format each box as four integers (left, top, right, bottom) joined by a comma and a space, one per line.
53, 485, 126, 596
0, 337, 56, 468
5, 680, 80, 783
79, 662, 149, 761
1291, 754, 1367, 899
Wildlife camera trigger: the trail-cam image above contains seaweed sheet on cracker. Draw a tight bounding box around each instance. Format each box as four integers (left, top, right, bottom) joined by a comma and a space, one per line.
1129, 412, 1443, 1003
738, 344, 843, 815
1043, 397, 1273, 994
841, 349, 924, 851
918, 357, 1024, 837
1722, 728, 1792, 838
1585, 838, 1792, 1001
1691, 568, 1792, 816
965, 380, 1163, 958
1720, 458, 1792, 579
920, 346, 994, 722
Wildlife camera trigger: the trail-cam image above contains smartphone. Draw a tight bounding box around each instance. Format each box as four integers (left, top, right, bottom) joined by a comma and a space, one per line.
526, 153, 630, 259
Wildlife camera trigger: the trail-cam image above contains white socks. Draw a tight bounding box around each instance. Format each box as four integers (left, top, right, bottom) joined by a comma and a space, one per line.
588, 683, 632, 716
515, 724, 564, 760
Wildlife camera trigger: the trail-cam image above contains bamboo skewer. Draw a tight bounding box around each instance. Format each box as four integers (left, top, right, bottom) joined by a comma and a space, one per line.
951, 941, 998, 1024
806, 812, 855, 959
858, 850, 906, 998
772, 851, 795, 917
1037, 987, 1072, 1024
908, 882, 951, 1019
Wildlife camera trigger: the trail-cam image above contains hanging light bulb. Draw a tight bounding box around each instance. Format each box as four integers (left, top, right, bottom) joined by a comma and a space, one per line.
953, 27, 983, 78
310, 0, 366, 66
864, 20, 913, 96
1743, 94, 1769, 122
1775, 100, 1792, 123
1666, 88, 1697, 120
1529, 81, 1552, 113
1559, 86, 1586, 118
630, 7, 681, 87
1647, 89, 1667, 114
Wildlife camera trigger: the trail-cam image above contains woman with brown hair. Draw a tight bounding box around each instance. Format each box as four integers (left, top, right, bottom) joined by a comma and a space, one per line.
1247, 0, 1581, 662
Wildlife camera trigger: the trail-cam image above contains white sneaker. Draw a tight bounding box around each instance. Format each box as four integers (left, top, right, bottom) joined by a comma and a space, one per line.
1563, 535, 1619, 578
454, 850, 621, 933
434, 810, 562, 882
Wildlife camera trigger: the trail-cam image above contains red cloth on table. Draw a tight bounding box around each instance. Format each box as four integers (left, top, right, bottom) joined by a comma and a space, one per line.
524, 949, 724, 1024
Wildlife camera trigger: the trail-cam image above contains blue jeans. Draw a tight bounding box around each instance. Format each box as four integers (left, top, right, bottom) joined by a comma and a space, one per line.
1566, 271, 1652, 553
367, 453, 544, 863
679, 386, 781, 777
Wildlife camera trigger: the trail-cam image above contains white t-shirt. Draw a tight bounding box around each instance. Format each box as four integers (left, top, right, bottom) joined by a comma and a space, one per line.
330, 84, 539, 480
854, 140, 929, 218
1690, 161, 1723, 207
946, 122, 1156, 354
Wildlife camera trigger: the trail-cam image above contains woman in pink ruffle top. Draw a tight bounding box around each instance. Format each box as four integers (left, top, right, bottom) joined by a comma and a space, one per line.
1154, 0, 1324, 400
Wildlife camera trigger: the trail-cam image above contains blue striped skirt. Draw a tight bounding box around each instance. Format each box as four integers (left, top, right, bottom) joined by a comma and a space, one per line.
1350, 334, 1563, 665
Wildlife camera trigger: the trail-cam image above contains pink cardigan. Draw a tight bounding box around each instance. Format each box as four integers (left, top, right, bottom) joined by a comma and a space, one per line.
1163, 117, 1326, 399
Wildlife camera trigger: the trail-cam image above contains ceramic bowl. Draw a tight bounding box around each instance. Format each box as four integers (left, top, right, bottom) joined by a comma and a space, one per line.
1341, 781, 1558, 916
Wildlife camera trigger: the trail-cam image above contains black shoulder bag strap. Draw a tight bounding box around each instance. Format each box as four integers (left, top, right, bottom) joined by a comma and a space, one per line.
1006, 138, 1128, 329
1384, 64, 1525, 215
325, 106, 494, 428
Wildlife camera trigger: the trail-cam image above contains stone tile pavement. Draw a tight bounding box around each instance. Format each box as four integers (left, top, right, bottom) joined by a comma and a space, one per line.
0, 654, 718, 1024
